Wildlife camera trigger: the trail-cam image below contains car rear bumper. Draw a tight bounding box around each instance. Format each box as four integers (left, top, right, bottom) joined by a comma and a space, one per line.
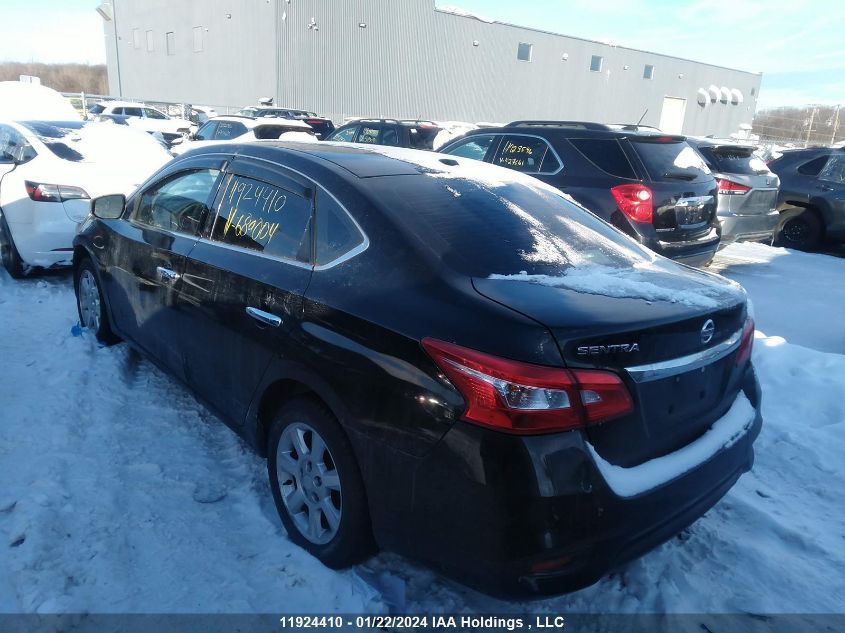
719, 211, 779, 244
384, 365, 761, 598
645, 227, 721, 267
6, 213, 79, 268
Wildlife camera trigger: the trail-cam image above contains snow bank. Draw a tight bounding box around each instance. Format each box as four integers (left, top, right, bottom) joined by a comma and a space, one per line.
588, 393, 757, 498
0, 81, 80, 121
1, 242, 844, 615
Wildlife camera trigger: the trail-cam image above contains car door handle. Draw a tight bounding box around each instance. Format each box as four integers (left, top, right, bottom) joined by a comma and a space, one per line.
246, 306, 282, 328
156, 266, 180, 283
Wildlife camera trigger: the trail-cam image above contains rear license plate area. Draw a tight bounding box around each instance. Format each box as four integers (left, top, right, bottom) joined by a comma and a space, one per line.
677, 206, 709, 228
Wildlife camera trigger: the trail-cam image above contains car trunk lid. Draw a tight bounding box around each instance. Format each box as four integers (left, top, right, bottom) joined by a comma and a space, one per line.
473, 265, 748, 467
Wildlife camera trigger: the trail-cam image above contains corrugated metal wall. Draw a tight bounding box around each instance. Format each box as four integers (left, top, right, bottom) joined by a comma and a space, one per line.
104, 0, 762, 136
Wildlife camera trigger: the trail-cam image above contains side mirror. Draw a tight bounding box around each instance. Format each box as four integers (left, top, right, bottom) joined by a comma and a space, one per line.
91, 194, 126, 220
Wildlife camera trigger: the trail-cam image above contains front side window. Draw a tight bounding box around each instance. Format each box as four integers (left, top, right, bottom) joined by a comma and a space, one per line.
818, 154, 845, 184
491, 135, 559, 174
315, 190, 365, 266
213, 121, 248, 140
210, 174, 312, 262
88, 104, 105, 115
123, 107, 143, 117
356, 126, 380, 144
134, 169, 220, 234
443, 135, 498, 161
329, 126, 357, 142
194, 121, 218, 141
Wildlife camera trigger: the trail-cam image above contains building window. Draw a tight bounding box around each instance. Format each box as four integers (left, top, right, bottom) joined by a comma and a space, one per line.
517, 42, 533, 62
166, 31, 175, 55
193, 26, 203, 52
132, 28, 141, 49
145, 30, 154, 52
590, 55, 603, 72
643, 64, 654, 79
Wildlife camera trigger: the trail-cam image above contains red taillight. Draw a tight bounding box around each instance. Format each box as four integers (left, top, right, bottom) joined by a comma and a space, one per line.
716, 179, 751, 195
421, 338, 634, 435
611, 184, 653, 223
736, 317, 755, 367
25, 181, 89, 203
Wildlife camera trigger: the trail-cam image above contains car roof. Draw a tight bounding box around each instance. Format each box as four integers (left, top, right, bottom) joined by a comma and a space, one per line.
456, 121, 685, 142
341, 118, 440, 127
97, 101, 152, 108
182, 140, 563, 184
209, 115, 312, 130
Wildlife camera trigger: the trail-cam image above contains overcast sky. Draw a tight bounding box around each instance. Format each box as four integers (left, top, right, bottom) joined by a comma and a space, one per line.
2, 0, 841, 110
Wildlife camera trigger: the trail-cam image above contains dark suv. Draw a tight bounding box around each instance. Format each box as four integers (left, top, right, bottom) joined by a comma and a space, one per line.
440, 121, 721, 266
73, 142, 760, 597
325, 119, 442, 150
768, 147, 845, 250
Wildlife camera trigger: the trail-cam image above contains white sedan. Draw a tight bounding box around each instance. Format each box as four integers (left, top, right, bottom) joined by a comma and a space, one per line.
88, 101, 196, 144
171, 115, 317, 155
0, 120, 172, 277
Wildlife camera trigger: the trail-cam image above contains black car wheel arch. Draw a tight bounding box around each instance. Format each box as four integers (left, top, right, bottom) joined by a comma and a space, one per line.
0, 212, 25, 278
776, 207, 823, 250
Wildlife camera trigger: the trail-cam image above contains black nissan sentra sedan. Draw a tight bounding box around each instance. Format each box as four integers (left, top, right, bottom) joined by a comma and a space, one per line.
73, 141, 761, 597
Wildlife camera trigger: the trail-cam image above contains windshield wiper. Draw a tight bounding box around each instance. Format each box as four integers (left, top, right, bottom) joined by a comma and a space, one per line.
663, 171, 698, 181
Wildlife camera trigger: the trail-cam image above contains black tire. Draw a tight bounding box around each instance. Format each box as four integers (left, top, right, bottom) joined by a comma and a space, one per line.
74, 257, 119, 344
267, 397, 375, 568
0, 212, 25, 279
775, 208, 822, 251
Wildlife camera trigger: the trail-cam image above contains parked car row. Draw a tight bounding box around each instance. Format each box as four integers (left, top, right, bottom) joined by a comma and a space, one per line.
69, 140, 761, 597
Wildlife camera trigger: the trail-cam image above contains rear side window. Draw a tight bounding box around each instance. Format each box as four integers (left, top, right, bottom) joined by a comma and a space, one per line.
569, 138, 637, 179
697, 146, 768, 175
134, 169, 220, 234
798, 156, 828, 176
315, 190, 365, 265
443, 135, 497, 161
211, 174, 312, 262
88, 104, 105, 115
380, 126, 401, 146
213, 121, 248, 140
123, 107, 143, 117
631, 139, 711, 182
408, 126, 440, 150
818, 154, 845, 184
491, 135, 560, 174
356, 126, 380, 144
144, 108, 167, 120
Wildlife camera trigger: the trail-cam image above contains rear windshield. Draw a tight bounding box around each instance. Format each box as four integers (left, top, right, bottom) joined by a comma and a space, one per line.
697, 146, 769, 175
367, 172, 650, 277
631, 138, 711, 182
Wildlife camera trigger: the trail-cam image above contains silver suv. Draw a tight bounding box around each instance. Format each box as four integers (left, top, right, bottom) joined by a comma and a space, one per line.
688, 138, 780, 245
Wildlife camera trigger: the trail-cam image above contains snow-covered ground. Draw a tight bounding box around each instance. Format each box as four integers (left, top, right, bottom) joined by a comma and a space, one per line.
1, 242, 843, 614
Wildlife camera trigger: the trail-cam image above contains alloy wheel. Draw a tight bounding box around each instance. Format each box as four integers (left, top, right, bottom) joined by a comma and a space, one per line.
78, 269, 102, 332
275, 422, 343, 545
